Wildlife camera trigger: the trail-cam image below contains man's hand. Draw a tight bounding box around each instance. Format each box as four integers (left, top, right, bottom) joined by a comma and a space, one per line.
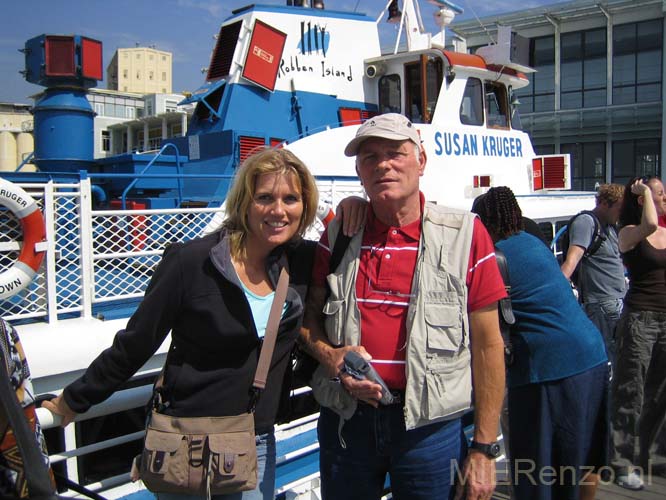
454, 450, 497, 500
336, 347, 383, 407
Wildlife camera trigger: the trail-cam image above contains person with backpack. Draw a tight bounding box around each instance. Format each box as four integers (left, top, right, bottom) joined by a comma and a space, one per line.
560, 184, 626, 362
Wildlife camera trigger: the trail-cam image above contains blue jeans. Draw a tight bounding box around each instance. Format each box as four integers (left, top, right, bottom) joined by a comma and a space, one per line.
582, 298, 623, 364
318, 404, 465, 500
157, 431, 276, 500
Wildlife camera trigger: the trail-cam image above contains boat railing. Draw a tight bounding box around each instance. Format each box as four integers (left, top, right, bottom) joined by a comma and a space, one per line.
0, 176, 365, 324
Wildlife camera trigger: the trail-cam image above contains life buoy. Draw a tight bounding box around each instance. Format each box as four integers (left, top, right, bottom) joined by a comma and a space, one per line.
0, 178, 46, 300
316, 200, 335, 227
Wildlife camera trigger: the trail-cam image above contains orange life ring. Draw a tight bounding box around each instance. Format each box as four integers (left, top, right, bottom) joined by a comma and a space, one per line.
0, 178, 46, 300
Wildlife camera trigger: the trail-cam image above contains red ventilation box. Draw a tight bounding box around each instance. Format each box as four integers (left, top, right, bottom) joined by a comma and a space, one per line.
45, 36, 76, 77
81, 37, 103, 80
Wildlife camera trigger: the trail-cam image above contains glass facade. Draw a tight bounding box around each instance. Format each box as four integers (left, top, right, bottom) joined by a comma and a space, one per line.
613, 20, 662, 105
561, 142, 606, 190
515, 36, 555, 113
561, 29, 607, 109
612, 139, 661, 186
508, 16, 663, 186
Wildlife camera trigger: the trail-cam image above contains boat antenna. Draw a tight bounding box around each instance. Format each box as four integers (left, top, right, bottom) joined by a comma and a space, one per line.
464, 0, 495, 44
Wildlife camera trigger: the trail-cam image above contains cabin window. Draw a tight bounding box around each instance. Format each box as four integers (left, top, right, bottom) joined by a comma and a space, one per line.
378, 74, 401, 114
509, 87, 523, 130
484, 82, 509, 128
460, 78, 483, 126
404, 55, 443, 124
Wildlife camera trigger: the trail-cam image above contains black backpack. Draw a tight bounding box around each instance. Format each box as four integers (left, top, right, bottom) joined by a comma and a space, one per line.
559, 210, 606, 283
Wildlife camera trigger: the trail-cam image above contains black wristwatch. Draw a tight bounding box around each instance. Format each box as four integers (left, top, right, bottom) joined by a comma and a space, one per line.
470, 440, 502, 459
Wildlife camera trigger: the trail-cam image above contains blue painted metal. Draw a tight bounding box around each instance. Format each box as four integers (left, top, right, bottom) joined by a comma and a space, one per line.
120, 143, 183, 209
14, 152, 34, 172
32, 88, 95, 172
90, 184, 107, 205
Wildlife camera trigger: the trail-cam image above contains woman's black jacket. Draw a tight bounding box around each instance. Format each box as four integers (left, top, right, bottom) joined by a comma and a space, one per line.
63, 231, 315, 434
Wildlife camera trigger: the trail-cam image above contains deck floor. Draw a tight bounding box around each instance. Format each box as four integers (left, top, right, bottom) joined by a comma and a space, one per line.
493, 473, 666, 499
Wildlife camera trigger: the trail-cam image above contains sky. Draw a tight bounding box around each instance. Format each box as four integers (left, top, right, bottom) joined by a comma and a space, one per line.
0, 0, 558, 103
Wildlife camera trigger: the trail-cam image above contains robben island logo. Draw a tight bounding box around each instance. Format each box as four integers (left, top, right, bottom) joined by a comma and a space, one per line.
278, 19, 353, 82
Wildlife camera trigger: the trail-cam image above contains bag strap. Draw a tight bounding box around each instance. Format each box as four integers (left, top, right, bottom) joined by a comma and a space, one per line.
252, 262, 290, 391
0, 345, 57, 500
329, 226, 352, 273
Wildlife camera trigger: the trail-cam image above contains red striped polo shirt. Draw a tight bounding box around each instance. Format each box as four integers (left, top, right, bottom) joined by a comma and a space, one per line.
312, 195, 506, 389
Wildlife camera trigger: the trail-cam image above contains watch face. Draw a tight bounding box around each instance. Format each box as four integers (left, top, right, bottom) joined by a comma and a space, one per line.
490, 443, 501, 457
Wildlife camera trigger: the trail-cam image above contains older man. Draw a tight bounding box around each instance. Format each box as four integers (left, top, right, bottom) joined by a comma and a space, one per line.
300, 113, 506, 500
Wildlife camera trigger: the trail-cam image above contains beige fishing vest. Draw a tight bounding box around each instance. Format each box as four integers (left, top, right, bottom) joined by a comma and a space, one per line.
310, 202, 477, 431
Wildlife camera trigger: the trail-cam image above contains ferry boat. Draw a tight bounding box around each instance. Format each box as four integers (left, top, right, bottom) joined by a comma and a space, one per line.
0, 1, 597, 498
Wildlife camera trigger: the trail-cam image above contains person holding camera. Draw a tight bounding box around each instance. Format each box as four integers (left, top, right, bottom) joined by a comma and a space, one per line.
300, 113, 507, 500
610, 177, 666, 490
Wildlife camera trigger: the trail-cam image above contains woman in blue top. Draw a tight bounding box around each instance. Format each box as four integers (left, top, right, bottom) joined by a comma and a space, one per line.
473, 186, 609, 500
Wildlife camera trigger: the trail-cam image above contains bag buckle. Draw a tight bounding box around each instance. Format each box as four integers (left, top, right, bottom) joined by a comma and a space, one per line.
248, 388, 261, 413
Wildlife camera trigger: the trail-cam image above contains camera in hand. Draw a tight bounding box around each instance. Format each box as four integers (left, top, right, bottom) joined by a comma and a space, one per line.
342, 351, 394, 405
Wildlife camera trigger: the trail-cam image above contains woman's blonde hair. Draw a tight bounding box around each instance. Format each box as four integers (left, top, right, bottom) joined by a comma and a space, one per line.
222, 148, 318, 258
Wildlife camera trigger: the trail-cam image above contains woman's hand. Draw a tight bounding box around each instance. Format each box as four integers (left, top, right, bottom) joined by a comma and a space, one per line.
335, 196, 368, 236
631, 178, 651, 196
41, 394, 77, 427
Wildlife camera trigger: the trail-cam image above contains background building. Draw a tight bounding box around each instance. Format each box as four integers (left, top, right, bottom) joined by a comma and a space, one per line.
107, 46, 173, 94
0, 102, 35, 171
451, 0, 664, 190
105, 92, 192, 155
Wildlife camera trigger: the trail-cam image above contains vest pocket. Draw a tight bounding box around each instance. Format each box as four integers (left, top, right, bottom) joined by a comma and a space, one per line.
324, 274, 346, 345
425, 304, 464, 352
425, 350, 472, 420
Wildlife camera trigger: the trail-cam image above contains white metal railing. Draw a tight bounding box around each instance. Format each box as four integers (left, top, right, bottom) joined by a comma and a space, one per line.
0, 178, 365, 323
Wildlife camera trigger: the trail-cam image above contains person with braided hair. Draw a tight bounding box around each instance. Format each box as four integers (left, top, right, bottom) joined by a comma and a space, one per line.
472, 186, 609, 500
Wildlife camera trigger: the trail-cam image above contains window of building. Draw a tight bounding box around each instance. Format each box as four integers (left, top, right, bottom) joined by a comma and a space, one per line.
612, 139, 661, 185
123, 69, 128, 79
137, 71, 141, 80
514, 35, 555, 113
94, 103, 104, 116
149, 54, 154, 60
162, 72, 166, 81
136, 53, 141, 59
561, 141, 606, 190
460, 78, 483, 126
613, 19, 662, 105
162, 55, 166, 61
126, 107, 135, 119
170, 123, 183, 137
378, 74, 401, 114
534, 144, 555, 155
561, 28, 607, 109
101, 130, 110, 152
149, 71, 154, 81
123, 86, 128, 92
